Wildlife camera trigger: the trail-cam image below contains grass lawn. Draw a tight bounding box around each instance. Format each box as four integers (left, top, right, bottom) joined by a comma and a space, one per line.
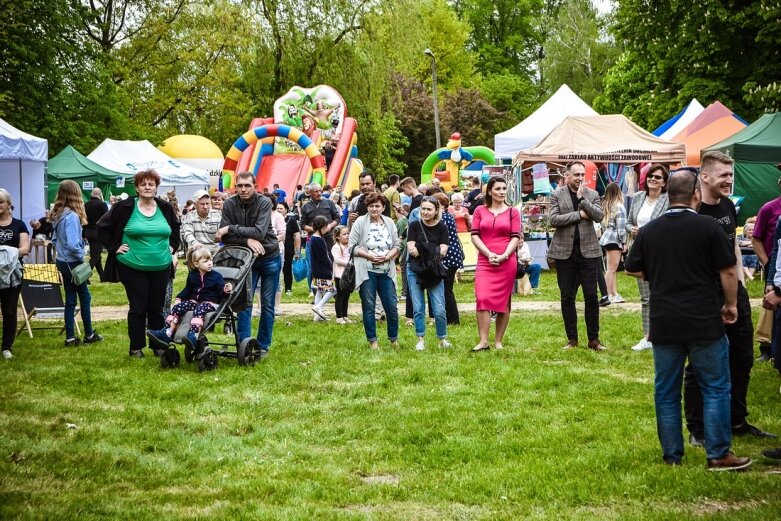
1, 292, 780, 518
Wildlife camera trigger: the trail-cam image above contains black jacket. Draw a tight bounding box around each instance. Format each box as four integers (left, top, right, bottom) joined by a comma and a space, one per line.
96, 196, 181, 282
219, 193, 279, 260
84, 197, 108, 240
177, 269, 227, 304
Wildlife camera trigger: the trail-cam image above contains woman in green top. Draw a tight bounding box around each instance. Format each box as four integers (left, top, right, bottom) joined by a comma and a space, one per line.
97, 170, 181, 358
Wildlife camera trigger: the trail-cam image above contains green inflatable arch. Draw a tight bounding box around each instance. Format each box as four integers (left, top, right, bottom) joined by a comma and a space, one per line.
420, 146, 496, 184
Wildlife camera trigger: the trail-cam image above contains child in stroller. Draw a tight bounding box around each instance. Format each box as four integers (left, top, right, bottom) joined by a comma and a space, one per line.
147, 247, 232, 356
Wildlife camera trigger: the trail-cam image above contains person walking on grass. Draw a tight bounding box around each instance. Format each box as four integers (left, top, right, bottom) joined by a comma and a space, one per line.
470, 176, 521, 352
407, 196, 452, 350
625, 164, 669, 351
599, 182, 627, 304
147, 247, 232, 358
331, 225, 353, 324
51, 180, 103, 348
0, 188, 30, 359
310, 215, 337, 321
624, 172, 751, 471
548, 162, 606, 352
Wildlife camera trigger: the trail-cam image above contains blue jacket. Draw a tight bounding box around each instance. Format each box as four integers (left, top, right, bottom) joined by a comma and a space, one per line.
53, 209, 86, 262
177, 269, 227, 304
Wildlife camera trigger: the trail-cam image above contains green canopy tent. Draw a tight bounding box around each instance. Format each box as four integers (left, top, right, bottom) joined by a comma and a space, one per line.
704, 112, 781, 223
47, 146, 136, 204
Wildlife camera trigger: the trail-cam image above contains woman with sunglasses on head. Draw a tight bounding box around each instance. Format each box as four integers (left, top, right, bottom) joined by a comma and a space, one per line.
407, 195, 452, 350
625, 164, 669, 351
470, 176, 521, 352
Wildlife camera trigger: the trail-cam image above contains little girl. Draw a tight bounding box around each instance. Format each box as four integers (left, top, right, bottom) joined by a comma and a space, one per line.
147, 247, 232, 351
310, 215, 336, 321
331, 225, 353, 324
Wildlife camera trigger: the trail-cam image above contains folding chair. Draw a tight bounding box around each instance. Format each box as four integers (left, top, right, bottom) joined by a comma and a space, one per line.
17, 264, 81, 338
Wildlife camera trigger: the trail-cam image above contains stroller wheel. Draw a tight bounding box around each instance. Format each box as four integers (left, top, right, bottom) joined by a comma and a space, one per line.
198, 348, 218, 372
184, 342, 195, 363
238, 338, 260, 366
161, 347, 180, 369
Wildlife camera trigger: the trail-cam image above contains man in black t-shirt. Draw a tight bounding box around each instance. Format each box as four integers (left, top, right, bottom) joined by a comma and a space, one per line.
624, 172, 750, 471
400, 177, 423, 214
682, 152, 776, 443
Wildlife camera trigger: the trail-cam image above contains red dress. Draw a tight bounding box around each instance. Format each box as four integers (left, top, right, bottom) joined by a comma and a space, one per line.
472, 206, 521, 312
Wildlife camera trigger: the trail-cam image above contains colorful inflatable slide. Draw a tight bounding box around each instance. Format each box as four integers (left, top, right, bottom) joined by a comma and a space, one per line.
222, 85, 364, 202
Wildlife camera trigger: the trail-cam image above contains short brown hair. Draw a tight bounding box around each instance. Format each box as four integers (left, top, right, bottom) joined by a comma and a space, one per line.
363, 192, 388, 209
134, 169, 161, 187
701, 151, 734, 172
431, 191, 449, 208
400, 177, 417, 188
235, 172, 255, 185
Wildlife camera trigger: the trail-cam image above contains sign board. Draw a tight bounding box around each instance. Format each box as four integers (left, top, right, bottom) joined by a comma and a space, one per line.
82, 181, 94, 191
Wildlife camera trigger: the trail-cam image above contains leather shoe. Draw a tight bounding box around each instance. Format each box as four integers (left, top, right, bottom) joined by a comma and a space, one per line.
762, 447, 781, 459
732, 423, 777, 438
587, 339, 608, 351
562, 341, 578, 351
707, 453, 752, 471
129, 350, 145, 358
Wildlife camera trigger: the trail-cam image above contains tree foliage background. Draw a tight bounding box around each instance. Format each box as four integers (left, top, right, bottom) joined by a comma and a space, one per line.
1, 0, 779, 181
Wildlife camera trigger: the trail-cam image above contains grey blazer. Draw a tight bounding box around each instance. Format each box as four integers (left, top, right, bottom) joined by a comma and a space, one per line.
348, 214, 400, 291
548, 185, 604, 260
625, 191, 669, 235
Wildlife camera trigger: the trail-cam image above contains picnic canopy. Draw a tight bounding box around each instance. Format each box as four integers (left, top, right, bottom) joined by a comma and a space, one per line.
494, 84, 598, 160
653, 99, 705, 139
704, 112, 781, 221
513, 115, 686, 166
47, 146, 136, 204
87, 139, 209, 200
0, 118, 47, 222
669, 101, 748, 167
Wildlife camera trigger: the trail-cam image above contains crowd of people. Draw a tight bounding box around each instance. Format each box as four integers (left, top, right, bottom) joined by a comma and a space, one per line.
1, 155, 781, 469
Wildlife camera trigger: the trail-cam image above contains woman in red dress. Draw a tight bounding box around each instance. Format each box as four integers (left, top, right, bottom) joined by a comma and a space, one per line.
470, 177, 521, 352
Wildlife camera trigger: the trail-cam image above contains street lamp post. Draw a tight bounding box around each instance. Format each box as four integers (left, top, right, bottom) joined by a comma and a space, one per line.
423, 48, 441, 149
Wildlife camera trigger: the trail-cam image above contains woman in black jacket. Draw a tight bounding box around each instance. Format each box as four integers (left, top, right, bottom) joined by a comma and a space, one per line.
97, 170, 181, 358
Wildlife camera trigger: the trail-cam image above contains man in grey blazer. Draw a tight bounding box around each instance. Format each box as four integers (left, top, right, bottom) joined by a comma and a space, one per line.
549, 162, 606, 351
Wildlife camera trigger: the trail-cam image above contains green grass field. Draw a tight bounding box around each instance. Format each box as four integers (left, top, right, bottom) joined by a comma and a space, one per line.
1, 269, 780, 519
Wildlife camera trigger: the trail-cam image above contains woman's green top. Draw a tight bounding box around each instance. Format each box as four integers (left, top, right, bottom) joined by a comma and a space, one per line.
117, 203, 172, 271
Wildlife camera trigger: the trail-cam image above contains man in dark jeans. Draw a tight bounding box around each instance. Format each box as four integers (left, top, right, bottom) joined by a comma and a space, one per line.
682, 153, 776, 446
84, 188, 108, 280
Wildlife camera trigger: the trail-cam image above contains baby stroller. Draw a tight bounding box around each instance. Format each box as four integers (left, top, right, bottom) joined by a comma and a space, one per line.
160, 245, 259, 371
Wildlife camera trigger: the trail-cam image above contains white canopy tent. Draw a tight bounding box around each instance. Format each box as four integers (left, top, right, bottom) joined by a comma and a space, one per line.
494, 84, 598, 160
87, 139, 209, 200
654, 98, 705, 140
0, 118, 47, 222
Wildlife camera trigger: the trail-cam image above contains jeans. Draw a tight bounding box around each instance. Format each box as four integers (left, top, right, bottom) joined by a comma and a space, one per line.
555, 248, 600, 342
684, 282, 754, 434
653, 336, 732, 462
56, 260, 94, 339
237, 254, 281, 350
527, 263, 541, 289
117, 262, 169, 351
407, 268, 447, 338
358, 271, 398, 342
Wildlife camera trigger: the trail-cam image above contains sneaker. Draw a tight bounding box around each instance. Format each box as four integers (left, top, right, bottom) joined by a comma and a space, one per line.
2, 350, 13, 359
344, 317, 354, 324
707, 453, 752, 472
259, 349, 269, 360
598, 295, 611, 307
440, 339, 453, 349
732, 423, 777, 438
285, 290, 292, 296
312, 306, 327, 320
83, 331, 103, 344
64, 338, 82, 347
415, 339, 425, 351
146, 329, 172, 350
336, 318, 347, 325
689, 434, 704, 448
762, 447, 781, 459
631, 338, 653, 351
369, 341, 380, 350
610, 293, 625, 303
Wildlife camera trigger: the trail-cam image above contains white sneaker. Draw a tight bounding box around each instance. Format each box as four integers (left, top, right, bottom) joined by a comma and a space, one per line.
336, 318, 346, 325
2, 350, 13, 359
631, 338, 653, 351
610, 293, 625, 303
415, 339, 425, 351
440, 339, 453, 349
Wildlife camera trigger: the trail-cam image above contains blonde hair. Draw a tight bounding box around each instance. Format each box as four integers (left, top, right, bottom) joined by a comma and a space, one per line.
0, 188, 12, 206
602, 183, 624, 227
187, 247, 212, 270
50, 180, 87, 225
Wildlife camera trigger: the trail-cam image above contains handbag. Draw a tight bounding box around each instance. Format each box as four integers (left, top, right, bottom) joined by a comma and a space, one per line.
339, 245, 357, 293
756, 307, 773, 344
55, 219, 93, 286
516, 260, 527, 279
413, 221, 447, 288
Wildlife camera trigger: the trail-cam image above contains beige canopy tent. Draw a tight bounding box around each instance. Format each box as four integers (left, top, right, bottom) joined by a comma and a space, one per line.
513, 115, 686, 166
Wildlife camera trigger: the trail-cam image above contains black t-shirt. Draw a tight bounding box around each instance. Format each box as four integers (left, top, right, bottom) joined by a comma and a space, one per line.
407, 219, 448, 272
568, 188, 581, 242
355, 193, 392, 218
301, 198, 339, 238
284, 213, 300, 252
409, 194, 424, 213
0, 218, 28, 248
698, 198, 737, 243
624, 209, 736, 343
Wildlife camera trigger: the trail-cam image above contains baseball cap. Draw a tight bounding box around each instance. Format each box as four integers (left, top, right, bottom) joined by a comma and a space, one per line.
193, 189, 210, 200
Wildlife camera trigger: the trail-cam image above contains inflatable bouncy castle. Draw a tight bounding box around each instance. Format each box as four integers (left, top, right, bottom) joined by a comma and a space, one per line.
222, 86, 364, 200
